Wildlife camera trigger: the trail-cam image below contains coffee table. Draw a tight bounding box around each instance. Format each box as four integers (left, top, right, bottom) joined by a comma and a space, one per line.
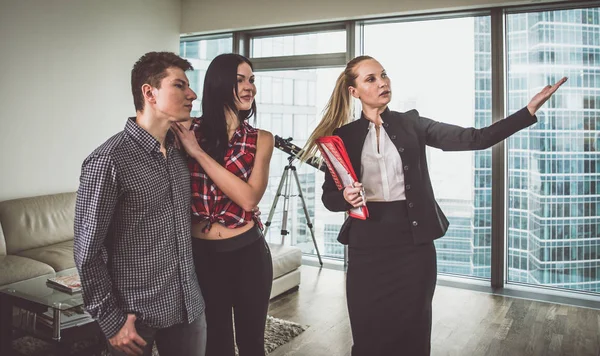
0, 268, 103, 355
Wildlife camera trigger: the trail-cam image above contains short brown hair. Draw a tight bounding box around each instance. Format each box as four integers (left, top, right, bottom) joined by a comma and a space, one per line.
131, 52, 193, 112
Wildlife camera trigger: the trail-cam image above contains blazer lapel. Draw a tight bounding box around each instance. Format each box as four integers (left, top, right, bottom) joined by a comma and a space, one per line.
381, 109, 415, 156
343, 117, 370, 178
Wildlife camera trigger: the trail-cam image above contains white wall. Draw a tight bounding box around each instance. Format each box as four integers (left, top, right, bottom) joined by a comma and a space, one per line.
0, 0, 181, 201
181, 0, 566, 34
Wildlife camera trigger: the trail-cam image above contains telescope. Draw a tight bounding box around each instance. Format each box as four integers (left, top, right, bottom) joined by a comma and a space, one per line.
267, 135, 325, 265
274, 135, 325, 172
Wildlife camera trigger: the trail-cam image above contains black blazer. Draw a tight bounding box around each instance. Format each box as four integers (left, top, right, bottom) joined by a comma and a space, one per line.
322, 106, 537, 245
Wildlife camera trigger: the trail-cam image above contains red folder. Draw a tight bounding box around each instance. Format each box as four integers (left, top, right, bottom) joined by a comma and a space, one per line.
316, 136, 369, 220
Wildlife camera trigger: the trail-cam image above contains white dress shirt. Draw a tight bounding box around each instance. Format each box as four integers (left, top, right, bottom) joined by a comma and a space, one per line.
360, 120, 406, 202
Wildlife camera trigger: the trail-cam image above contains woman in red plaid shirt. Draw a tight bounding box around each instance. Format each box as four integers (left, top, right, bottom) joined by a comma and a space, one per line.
172, 53, 274, 356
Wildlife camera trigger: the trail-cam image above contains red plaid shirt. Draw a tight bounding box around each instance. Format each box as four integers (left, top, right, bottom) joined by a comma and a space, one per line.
188, 118, 262, 232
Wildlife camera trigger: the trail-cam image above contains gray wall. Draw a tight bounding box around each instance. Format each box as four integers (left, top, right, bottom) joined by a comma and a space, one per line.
0, 0, 181, 201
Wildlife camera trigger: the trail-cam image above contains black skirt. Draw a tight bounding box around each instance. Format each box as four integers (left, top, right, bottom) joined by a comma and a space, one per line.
346, 201, 437, 356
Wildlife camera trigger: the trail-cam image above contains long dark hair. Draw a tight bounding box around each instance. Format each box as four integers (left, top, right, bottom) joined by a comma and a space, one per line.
199, 53, 257, 163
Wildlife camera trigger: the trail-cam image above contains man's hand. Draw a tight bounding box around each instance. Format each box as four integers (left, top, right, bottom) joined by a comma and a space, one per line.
109, 314, 147, 356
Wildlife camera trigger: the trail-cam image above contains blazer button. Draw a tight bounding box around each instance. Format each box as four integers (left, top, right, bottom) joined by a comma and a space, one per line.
398, 147, 405, 152
383, 122, 389, 128
412, 221, 418, 227
408, 202, 414, 208
390, 135, 397, 140
406, 184, 411, 190
404, 165, 409, 171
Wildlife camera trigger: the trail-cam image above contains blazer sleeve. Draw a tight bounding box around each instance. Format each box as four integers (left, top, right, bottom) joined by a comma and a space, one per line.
420, 106, 538, 151
321, 129, 353, 212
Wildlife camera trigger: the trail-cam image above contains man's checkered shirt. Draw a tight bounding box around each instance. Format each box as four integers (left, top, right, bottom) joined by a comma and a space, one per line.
74, 118, 204, 338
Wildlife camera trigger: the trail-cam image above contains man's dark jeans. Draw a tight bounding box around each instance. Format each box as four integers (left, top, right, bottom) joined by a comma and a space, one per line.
108, 312, 207, 356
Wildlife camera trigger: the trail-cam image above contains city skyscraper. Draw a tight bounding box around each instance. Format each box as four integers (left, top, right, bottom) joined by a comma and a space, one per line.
506, 9, 600, 293
468, 9, 600, 292
435, 9, 600, 293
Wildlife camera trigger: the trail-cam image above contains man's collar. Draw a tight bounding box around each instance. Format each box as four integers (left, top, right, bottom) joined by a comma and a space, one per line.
124, 117, 169, 154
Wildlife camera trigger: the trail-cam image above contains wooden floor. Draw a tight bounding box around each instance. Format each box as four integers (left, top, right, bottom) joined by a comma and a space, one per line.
267, 266, 600, 356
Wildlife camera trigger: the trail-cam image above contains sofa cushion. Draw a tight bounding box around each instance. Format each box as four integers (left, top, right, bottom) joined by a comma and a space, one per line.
0, 192, 76, 254
269, 243, 302, 279
0, 220, 5, 256
270, 269, 301, 299
0, 255, 55, 287
16, 240, 75, 272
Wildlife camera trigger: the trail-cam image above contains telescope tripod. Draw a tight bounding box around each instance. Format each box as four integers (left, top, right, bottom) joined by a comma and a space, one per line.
264, 156, 323, 266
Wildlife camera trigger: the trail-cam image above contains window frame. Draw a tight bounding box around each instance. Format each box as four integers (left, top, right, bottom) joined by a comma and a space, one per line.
180, 1, 600, 306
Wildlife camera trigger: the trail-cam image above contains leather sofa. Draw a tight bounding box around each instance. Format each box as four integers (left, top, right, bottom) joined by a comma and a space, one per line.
0, 192, 302, 299
0, 192, 75, 287
269, 243, 302, 299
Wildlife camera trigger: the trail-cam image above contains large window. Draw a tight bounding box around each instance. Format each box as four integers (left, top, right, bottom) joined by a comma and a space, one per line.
255, 68, 345, 259
249, 30, 348, 260
180, 3, 600, 299
506, 7, 600, 293
251, 31, 346, 58
363, 16, 493, 279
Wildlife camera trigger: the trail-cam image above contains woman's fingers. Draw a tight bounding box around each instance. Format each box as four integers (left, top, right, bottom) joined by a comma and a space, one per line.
344, 187, 361, 204
171, 124, 182, 136
349, 191, 364, 207
171, 122, 186, 134
548, 77, 567, 95
344, 182, 366, 207
542, 77, 567, 98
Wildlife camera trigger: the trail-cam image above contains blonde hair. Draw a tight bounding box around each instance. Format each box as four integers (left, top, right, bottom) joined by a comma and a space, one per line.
300, 55, 373, 162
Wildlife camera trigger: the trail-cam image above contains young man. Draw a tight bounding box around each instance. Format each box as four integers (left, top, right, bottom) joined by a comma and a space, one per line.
74, 52, 206, 356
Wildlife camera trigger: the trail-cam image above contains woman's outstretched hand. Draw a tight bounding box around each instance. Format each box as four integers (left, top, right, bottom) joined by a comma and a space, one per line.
526, 77, 568, 116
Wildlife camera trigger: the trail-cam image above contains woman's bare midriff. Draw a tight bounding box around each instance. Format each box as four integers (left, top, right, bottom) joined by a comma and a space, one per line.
192, 220, 256, 240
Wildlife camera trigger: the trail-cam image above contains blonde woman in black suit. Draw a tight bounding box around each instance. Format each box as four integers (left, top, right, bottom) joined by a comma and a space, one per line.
302, 55, 566, 356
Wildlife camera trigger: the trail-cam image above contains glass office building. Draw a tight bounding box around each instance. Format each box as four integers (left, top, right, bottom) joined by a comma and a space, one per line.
471, 9, 600, 292
505, 9, 600, 292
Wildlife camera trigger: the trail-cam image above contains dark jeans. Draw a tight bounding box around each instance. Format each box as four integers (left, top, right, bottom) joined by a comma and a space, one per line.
192, 228, 273, 356
108, 313, 207, 356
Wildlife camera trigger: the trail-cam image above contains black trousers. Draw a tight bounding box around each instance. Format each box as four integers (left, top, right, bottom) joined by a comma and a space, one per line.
192, 226, 273, 356
346, 201, 437, 356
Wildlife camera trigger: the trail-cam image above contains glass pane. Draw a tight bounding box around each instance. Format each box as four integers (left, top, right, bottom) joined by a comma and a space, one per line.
180, 36, 233, 116
251, 31, 346, 58
364, 16, 492, 279
506, 8, 600, 294
0, 268, 84, 310
255, 68, 347, 260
